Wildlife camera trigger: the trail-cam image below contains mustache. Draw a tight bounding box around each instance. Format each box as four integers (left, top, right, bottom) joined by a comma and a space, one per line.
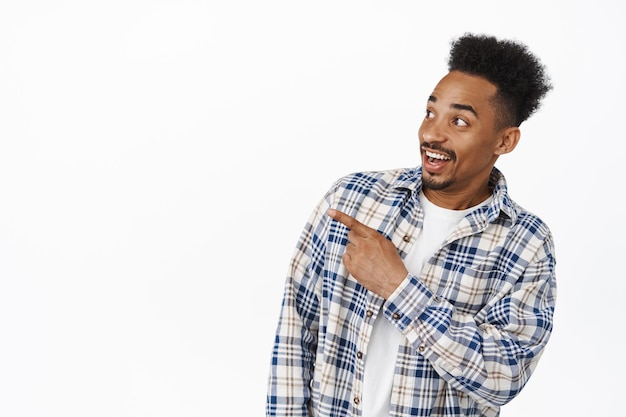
421, 142, 456, 161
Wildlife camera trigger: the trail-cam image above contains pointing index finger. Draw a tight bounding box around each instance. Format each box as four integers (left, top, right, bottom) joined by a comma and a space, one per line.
327, 208, 367, 233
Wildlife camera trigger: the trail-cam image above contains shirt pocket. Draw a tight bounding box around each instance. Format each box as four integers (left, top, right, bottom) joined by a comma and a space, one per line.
443, 265, 502, 314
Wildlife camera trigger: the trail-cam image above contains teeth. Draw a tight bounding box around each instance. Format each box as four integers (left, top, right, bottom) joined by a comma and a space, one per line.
425, 151, 450, 160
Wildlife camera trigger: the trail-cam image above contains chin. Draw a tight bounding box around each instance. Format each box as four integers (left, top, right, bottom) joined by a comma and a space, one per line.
422, 174, 454, 191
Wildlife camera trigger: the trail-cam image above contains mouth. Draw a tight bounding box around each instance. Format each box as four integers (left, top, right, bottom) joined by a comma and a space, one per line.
421, 147, 453, 174
425, 150, 451, 163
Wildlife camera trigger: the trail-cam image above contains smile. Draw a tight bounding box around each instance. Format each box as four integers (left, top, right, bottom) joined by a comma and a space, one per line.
425, 150, 451, 161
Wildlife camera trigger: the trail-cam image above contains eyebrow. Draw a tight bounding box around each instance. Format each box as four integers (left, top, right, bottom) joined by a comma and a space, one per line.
428, 95, 478, 117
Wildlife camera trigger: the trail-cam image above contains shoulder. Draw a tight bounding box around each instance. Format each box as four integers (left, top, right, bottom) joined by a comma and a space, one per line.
330, 167, 418, 193
321, 167, 418, 218
511, 201, 553, 240
489, 168, 554, 248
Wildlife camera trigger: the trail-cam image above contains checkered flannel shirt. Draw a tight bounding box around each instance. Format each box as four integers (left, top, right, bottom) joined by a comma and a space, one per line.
267, 167, 556, 417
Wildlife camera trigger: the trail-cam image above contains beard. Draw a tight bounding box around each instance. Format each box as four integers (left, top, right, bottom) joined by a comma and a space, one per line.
420, 141, 456, 190
422, 172, 455, 190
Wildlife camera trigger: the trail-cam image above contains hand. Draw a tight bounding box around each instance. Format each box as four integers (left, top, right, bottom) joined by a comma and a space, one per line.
327, 208, 408, 299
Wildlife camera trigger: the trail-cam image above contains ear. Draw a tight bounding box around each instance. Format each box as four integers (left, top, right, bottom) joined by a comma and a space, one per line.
494, 127, 521, 155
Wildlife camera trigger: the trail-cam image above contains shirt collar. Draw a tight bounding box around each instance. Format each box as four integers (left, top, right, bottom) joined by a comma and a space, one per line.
392, 166, 518, 224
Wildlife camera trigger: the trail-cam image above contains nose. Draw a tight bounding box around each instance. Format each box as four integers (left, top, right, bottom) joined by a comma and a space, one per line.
420, 118, 447, 144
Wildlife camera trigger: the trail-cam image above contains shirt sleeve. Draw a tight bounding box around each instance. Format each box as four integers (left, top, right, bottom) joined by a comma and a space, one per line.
266, 194, 332, 417
382, 228, 557, 408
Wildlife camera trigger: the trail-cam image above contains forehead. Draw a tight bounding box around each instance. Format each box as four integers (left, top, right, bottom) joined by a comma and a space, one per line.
429, 71, 498, 114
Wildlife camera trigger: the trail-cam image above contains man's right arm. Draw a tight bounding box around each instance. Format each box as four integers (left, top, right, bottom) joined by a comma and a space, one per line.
266, 200, 330, 417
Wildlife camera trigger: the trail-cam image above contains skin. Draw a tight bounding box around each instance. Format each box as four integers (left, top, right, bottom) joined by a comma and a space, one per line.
328, 71, 521, 299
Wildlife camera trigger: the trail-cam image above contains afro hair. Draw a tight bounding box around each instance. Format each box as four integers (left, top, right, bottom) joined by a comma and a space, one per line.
448, 33, 553, 127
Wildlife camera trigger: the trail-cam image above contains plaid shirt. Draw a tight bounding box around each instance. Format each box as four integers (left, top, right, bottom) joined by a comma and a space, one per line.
267, 167, 556, 417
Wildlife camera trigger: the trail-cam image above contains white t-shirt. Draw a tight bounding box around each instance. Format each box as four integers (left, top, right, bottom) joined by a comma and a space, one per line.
361, 191, 490, 417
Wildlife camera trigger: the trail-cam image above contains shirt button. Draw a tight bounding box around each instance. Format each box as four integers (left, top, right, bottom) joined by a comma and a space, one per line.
403, 235, 411, 242
392, 313, 400, 320
418, 344, 426, 352
357, 351, 363, 359
354, 397, 360, 405
366, 310, 374, 318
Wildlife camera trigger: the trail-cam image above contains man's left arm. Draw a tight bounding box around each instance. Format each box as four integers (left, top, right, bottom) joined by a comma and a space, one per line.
389, 243, 556, 407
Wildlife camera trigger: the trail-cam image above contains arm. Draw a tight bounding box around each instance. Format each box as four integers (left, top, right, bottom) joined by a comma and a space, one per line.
386, 243, 556, 406
266, 200, 331, 417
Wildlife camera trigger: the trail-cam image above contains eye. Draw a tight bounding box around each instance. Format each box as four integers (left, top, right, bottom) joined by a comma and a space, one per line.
425, 109, 435, 119
453, 117, 468, 127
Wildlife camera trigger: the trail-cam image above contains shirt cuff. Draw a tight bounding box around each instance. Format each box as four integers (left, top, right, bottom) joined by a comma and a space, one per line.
381, 272, 434, 332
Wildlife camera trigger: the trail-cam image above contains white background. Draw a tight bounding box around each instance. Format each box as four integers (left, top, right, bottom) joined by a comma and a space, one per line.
0, 1, 623, 416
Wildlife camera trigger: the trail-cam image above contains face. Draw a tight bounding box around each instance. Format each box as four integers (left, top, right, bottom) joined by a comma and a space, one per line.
418, 71, 516, 199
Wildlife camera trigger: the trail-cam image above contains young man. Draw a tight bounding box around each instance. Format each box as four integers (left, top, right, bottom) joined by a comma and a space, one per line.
266, 33, 556, 417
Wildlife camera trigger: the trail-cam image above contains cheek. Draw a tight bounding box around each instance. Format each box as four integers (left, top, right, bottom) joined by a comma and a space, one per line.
458, 144, 494, 168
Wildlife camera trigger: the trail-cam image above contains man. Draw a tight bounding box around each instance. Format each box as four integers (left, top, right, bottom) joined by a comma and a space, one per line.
266, 33, 556, 417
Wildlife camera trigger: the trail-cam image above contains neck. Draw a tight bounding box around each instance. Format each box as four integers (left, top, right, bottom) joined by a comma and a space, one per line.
423, 186, 492, 210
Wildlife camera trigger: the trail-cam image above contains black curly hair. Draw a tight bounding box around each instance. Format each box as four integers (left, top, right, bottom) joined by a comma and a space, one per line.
448, 33, 552, 128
